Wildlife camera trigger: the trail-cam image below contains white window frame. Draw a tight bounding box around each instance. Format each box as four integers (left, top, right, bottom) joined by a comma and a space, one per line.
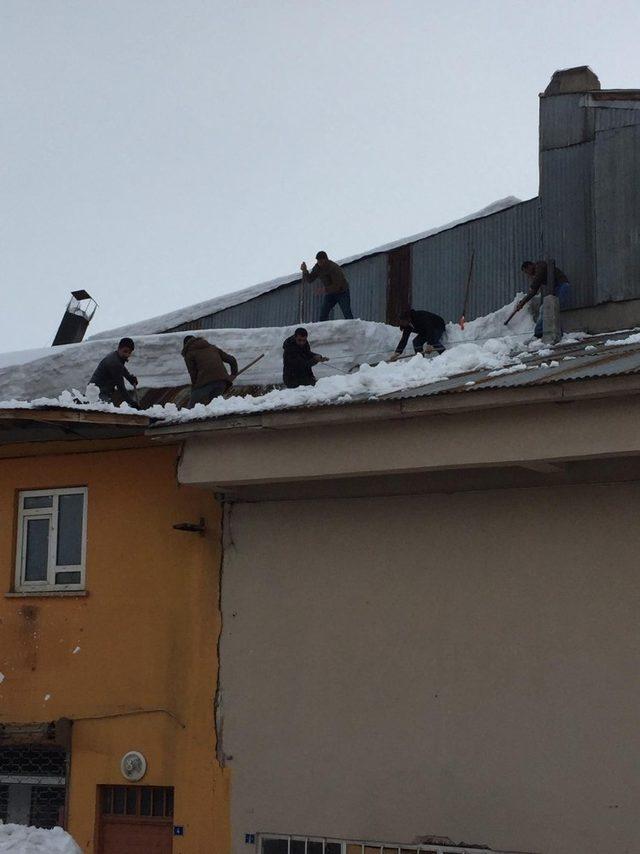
15, 487, 88, 593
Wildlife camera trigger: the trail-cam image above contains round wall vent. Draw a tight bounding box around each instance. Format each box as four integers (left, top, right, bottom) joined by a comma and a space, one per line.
120, 750, 147, 782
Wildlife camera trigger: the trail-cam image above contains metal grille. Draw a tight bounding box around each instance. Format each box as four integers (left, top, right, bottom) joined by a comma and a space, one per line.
29, 785, 65, 829
0, 785, 8, 822
0, 745, 66, 780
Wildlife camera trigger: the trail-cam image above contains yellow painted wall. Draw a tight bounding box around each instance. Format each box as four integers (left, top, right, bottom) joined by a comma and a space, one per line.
0, 442, 229, 853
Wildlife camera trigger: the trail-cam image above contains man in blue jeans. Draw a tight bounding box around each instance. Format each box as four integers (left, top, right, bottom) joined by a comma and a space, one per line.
301, 251, 354, 321
518, 260, 571, 337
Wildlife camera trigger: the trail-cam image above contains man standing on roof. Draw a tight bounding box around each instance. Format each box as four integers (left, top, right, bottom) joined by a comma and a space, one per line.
301, 251, 354, 322
88, 337, 139, 407
182, 336, 238, 407
518, 260, 571, 338
389, 309, 446, 360
282, 327, 329, 388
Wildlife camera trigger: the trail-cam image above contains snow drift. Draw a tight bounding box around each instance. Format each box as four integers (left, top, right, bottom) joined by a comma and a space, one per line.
0, 824, 81, 854
0, 297, 537, 422
0, 320, 399, 401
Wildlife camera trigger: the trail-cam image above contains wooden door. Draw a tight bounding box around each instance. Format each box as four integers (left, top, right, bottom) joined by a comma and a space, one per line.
98, 785, 173, 854
386, 245, 412, 325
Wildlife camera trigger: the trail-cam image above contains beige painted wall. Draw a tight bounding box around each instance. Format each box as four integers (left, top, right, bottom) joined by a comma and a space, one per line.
219, 481, 640, 854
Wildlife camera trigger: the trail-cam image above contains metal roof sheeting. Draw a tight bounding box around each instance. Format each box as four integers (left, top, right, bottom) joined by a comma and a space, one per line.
384, 335, 640, 402
411, 198, 541, 321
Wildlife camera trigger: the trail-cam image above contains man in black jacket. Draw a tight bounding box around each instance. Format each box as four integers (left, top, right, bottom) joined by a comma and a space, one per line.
89, 337, 139, 406
300, 251, 354, 321
390, 309, 446, 360
282, 328, 328, 388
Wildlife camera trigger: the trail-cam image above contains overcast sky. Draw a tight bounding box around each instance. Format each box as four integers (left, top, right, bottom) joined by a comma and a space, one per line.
1, 0, 638, 351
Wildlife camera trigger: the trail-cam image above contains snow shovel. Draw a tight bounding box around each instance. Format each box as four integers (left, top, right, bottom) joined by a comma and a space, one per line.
223, 353, 265, 398
458, 250, 475, 329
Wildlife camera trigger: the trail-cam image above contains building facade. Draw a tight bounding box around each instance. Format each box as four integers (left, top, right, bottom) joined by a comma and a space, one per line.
0, 410, 228, 853
159, 356, 640, 854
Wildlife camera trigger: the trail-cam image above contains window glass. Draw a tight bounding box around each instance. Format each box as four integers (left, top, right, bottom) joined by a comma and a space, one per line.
263, 840, 289, 854
24, 496, 53, 509
112, 787, 125, 814
290, 841, 305, 854
54, 571, 81, 585
56, 493, 84, 566
140, 788, 151, 816
125, 787, 137, 815
25, 518, 49, 581
326, 845, 341, 854
308, 842, 323, 854
152, 788, 164, 817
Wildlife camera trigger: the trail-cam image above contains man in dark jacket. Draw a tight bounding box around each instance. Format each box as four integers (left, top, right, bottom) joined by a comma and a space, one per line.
301, 251, 354, 321
89, 337, 139, 406
182, 336, 238, 407
518, 260, 571, 337
282, 328, 328, 388
389, 309, 447, 360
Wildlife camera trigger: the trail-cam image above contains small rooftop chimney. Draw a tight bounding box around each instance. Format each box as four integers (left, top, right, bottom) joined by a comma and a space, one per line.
544, 65, 601, 95
52, 290, 98, 346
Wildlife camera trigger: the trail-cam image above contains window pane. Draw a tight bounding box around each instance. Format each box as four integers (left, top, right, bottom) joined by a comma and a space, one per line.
112, 787, 125, 814
54, 571, 81, 585
165, 788, 174, 817
126, 787, 137, 815
140, 788, 151, 816
308, 843, 322, 854
24, 496, 53, 509
327, 845, 341, 854
291, 842, 305, 854
263, 840, 289, 854
152, 788, 164, 817
56, 493, 84, 566
25, 518, 50, 581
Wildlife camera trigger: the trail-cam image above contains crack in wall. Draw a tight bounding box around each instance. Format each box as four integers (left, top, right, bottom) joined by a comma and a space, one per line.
214, 498, 234, 766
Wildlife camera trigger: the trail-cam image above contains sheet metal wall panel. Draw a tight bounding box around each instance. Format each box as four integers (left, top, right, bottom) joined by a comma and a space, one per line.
539, 94, 595, 150
595, 107, 640, 132
411, 199, 541, 322
300, 254, 387, 323
540, 143, 596, 308
595, 124, 640, 302
172, 282, 301, 331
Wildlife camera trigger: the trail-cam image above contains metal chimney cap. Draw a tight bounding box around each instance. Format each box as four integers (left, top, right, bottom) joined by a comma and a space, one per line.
544, 66, 601, 95
71, 289, 93, 301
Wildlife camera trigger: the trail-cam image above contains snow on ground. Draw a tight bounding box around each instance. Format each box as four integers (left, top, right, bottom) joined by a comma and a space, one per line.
0, 320, 399, 402
0, 299, 538, 421
0, 824, 81, 854
91, 197, 522, 339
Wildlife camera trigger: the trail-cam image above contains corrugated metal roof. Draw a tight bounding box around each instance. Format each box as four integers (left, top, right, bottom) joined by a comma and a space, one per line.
383, 334, 640, 402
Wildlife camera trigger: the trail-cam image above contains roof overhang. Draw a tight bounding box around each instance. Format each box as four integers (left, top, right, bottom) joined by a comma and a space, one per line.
0, 407, 151, 447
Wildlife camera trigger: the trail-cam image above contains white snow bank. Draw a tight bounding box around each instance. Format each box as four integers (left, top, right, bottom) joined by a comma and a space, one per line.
91, 196, 522, 339
142, 296, 537, 423
0, 320, 399, 402
0, 299, 537, 420
0, 824, 81, 854
605, 331, 640, 347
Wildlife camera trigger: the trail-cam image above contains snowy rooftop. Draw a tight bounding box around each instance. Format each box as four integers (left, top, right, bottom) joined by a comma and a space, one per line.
6, 295, 640, 435
90, 196, 523, 340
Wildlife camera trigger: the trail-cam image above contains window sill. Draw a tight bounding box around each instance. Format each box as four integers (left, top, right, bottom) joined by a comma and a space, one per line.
5, 590, 89, 599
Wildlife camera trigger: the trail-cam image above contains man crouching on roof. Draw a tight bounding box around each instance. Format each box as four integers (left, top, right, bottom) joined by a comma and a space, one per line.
89, 337, 139, 407
182, 335, 238, 407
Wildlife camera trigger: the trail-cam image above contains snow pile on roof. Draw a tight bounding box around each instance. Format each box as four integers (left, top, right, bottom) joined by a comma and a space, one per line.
0, 823, 81, 854
91, 196, 523, 340
0, 321, 399, 402
128, 296, 534, 423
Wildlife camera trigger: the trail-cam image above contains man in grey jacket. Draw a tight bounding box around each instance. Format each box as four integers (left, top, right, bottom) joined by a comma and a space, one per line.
89, 337, 138, 407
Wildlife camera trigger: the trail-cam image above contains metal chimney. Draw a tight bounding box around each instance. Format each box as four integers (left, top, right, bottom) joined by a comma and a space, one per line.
52, 290, 98, 346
